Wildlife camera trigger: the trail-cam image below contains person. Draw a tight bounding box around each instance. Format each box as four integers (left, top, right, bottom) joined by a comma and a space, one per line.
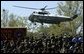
42, 33, 46, 39
78, 36, 83, 43
51, 34, 55, 39
1, 33, 83, 53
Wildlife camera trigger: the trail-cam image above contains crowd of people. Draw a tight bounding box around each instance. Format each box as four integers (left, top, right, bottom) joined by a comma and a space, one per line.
1, 34, 83, 53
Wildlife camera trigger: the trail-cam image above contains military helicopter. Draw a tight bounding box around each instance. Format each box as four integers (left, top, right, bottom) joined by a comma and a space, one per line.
13, 5, 78, 25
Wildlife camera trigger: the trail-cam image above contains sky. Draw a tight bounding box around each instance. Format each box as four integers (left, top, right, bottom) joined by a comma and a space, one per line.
1, 1, 62, 17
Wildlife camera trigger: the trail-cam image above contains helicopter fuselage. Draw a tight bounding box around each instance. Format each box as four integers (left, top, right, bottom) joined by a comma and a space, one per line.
29, 14, 77, 24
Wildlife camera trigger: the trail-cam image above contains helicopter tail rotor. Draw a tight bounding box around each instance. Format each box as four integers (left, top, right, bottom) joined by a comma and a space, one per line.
70, 14, 78, 20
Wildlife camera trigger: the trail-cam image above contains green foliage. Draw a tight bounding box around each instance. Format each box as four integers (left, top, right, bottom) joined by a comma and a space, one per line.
56, 1, 83, 36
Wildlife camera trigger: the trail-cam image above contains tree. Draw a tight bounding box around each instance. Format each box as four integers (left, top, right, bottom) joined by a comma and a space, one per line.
56, 1, 83, 36
1, 9, 9, 27
8, 14, 28, 27
8, 13, 18, 27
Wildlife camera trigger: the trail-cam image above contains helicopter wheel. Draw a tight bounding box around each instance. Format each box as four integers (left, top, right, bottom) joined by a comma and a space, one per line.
56, 22, 60, 27
40, 23, 43, 25
58, 25, 60, 27
34, 22, 36, 25
57, 24, 60, 27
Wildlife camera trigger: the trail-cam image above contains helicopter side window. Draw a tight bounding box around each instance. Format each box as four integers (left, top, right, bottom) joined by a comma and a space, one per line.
33, 11, 35, 13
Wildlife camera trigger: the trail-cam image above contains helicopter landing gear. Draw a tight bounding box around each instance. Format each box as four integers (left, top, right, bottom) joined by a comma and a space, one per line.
31, 21, 36, 25
58, 24, 60, 27
56, 22, 60, 27
34, 22, 36, 25
41, 23, 43, 25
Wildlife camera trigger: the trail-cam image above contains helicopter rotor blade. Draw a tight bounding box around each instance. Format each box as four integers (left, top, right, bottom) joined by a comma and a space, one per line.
44, 5, 47, 9
13, 5, 57, 10
45, 7, 57, 10
13, 5, 39, 10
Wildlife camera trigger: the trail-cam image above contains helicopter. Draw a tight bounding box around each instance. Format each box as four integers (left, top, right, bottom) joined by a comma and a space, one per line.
13, 5, 78, 25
